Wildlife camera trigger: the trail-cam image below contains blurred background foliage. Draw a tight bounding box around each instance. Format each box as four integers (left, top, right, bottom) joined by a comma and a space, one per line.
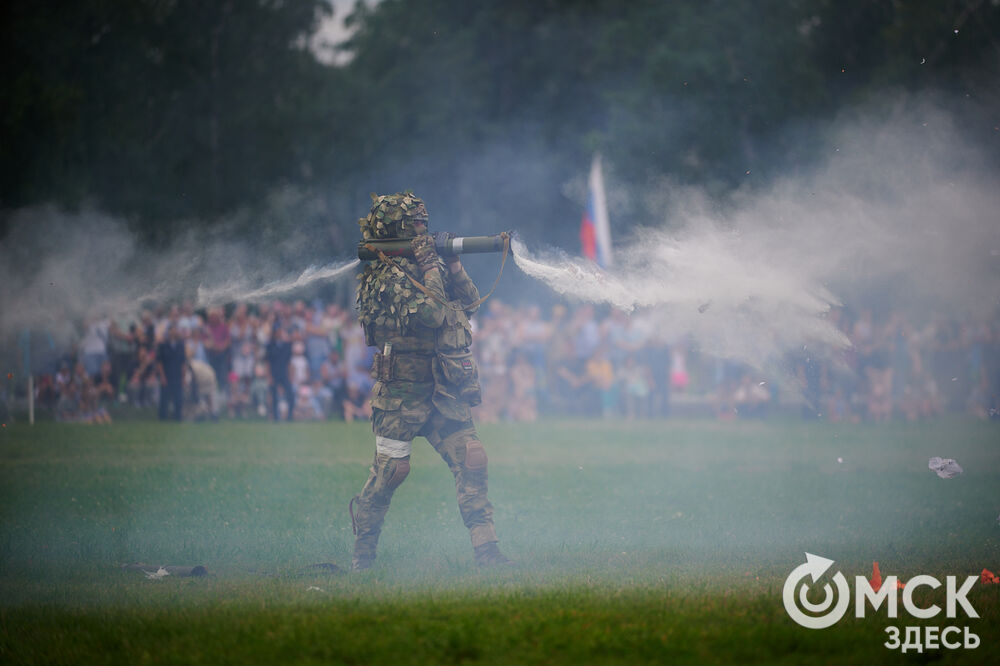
2, 0, 998, 259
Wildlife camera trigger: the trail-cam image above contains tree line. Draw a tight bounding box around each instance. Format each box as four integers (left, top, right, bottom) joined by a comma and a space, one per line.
2, 0, 997, 255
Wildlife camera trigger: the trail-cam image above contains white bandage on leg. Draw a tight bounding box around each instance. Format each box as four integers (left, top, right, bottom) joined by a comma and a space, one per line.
376, 435, 412, 458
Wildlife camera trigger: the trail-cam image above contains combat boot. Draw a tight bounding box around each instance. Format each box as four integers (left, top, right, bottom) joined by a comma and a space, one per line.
349, 495, 379, 572
473, 541, 514, 568
351, 554, 375, 572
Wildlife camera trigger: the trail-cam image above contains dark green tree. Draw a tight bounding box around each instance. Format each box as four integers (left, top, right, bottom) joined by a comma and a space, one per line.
0, 0, 342, 237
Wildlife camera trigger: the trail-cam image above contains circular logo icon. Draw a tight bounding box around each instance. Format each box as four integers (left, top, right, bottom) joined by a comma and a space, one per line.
783, 553, 851, 629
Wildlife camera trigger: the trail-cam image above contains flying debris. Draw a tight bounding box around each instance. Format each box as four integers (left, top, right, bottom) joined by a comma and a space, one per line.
928, 457, 963, 479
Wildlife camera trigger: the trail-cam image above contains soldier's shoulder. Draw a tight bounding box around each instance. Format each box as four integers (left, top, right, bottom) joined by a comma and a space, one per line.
357, 259, 432, 330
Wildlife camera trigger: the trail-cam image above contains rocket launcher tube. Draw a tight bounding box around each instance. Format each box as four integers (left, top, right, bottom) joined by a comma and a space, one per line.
358, 233, 508, 261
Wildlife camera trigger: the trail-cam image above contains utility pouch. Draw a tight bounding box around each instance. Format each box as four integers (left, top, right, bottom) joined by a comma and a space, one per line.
372, 351, 394, 381
434, 349, 482, 406
436, 307, 473, 351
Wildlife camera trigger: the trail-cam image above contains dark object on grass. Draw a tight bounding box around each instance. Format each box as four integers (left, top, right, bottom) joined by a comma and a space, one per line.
297, 562, 344, 576
122, 563, 209, 577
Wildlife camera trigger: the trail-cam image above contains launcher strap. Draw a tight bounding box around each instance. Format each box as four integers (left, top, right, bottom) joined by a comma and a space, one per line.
363, 232, 509, 313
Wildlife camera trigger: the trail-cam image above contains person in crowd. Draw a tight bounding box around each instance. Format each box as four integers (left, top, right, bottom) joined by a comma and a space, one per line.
128, 347, 159, 407
79, 316, 110, 378
138, 310, 156, 351
185, 325, 209, 365
585, 345, 617, 418
108, 319, 137, 398
178, 301, 204, 336
670, 342, 690, 394
187, 358, 219, 421
54, 362, 72, 398
620, 354, 653, 420
304, 302, 333, 380
508, 350, 538, 422
266, 326, 295, 421
228, 303, 251, 345
231, 341, 256, 394
156, 324, 188, 421
342, 381, 371, 423
227, 370, 252, 419
204, 308, 232, 391
94, 360, 116, 405
475, 313, 509, 422
312, 379, 335, 418
250, 358, 271, 418
35, 374, 58, 410
290, 340, 310, 389
294, 383, 325, 420
56, 378, 80, 422
320, 348, 347, 419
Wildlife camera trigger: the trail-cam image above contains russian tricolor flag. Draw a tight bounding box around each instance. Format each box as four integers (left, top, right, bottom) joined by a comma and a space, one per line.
580, 154, 613, 268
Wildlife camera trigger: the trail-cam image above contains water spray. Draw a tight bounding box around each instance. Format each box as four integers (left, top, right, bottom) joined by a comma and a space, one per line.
196, 260, 361, 307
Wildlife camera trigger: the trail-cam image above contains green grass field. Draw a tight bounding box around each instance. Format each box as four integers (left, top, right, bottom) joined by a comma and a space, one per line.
1, 418, 998, 664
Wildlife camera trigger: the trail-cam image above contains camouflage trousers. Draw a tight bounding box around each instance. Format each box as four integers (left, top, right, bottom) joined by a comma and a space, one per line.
350, 404, 496, 567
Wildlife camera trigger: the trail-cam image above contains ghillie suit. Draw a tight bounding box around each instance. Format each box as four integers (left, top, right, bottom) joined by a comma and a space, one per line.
350, 193, 510, 570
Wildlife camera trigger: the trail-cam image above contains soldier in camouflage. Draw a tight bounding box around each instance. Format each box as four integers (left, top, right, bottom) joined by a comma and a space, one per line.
350, 192, 511, 571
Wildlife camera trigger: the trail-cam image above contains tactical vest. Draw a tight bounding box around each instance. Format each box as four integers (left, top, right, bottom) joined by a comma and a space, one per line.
364, 289, 481, 418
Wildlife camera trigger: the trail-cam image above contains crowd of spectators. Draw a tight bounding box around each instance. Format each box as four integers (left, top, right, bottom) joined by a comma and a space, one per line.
32, 300, 374, 423
474, 301, 1000, 423
19, 298, 1000, 424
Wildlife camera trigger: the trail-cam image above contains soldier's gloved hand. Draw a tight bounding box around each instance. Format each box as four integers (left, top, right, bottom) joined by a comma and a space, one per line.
410, 233, 439, 273
433, 231, 462, 271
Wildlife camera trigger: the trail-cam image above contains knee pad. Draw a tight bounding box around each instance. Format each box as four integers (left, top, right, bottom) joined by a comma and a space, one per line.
384, 457, 410, 491
464, 439, 487, 472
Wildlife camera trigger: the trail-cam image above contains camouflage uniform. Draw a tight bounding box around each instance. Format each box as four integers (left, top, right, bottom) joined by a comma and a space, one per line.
350, 193, 507, 570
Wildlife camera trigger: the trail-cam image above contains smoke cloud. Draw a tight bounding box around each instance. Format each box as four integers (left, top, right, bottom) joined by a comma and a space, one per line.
2, 97, 996, 375
0, 202, 356, 345
513, 98, 1000, 370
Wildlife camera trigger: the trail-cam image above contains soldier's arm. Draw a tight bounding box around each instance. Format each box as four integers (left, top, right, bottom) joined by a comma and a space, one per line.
446, 259, 480, 315
409, 234, 449, 329
409, 265, 448, 329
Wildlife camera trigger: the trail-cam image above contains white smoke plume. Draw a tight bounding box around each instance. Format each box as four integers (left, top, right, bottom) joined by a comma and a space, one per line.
0, 204, 357, 344
196, 260, 360, 306
513, 99, 1000, 369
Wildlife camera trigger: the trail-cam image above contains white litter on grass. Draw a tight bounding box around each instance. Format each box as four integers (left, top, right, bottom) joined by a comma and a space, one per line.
928, 457, 963, 479
306, 586, 325, 592
144, 567, 170, 580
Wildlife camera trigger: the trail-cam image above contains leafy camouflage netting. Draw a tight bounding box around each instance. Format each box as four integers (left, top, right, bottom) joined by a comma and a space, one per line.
356, 257, 436, 333
358, 191, 429, 241
357, 192, 440, 332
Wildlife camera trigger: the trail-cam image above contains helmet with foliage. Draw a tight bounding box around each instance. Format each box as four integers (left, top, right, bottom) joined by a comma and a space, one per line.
358, 192, 429, 241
